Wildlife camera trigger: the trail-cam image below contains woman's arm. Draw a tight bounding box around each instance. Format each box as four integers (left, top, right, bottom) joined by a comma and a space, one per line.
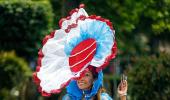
120, 95, 126, 100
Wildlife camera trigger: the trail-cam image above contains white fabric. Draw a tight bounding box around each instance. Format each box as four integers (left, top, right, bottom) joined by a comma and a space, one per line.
36, 8, 114, 93
61, 8, 88, 29
37, 8, 89, 93
37, 29, 73, 93
66, 27, 80, 44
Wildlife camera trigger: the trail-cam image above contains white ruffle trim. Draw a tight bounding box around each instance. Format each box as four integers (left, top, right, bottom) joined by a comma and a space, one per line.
36, 8, 114, 93
61, 8, 88, 29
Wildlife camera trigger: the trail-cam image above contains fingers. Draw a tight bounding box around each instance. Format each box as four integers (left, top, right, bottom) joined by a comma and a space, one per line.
122, 80, 128, 90
122, 80, 127, 88
121, 74, 128, 89
117, 81, 127, 96
117, 80, 128, 95
118, 74, 128, 97
118, 80, 127, 90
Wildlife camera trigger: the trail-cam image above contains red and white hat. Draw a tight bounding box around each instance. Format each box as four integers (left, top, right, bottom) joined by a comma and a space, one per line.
33, 4, 117, 96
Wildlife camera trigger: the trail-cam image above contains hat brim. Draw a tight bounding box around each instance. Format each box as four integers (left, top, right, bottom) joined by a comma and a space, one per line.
33, 6, 117, 96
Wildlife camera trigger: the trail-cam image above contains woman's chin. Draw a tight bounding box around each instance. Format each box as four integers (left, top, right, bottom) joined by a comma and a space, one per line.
78, 85, 92, 90
78, 85, 86, 90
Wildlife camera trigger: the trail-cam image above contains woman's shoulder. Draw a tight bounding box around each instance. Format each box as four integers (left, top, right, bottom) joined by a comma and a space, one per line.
62, 94, 81, 100
101, 92, 113, 100
62, 94, 71, 100
62, 93, 113, 100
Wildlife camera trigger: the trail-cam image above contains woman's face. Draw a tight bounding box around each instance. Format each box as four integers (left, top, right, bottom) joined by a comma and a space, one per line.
77, 70, 94, 90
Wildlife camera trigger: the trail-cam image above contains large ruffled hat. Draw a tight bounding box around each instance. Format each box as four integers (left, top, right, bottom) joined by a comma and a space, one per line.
33, 4, 117, 96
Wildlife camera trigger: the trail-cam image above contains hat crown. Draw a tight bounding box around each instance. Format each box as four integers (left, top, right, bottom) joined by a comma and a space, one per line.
69, 38, 96, 72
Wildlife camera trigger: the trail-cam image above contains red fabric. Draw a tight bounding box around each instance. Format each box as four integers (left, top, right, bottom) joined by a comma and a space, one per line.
59, 18, 66, 28
79, 4, 85, 8
65, 23, 78, 33
69, 38, 96, 72
76, 15, 86, 23
69, 8, 79, 15
33, 4, 117, 96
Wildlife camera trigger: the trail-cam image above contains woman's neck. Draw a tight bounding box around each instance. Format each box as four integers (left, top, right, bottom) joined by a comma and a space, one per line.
83, 89, 91, 95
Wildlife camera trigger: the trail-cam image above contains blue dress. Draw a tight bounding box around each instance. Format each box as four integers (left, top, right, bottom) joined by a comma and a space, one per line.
62, 71, 113, 100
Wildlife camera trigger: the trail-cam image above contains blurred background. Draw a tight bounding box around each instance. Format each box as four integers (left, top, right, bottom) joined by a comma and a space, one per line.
0, 0, 170, 100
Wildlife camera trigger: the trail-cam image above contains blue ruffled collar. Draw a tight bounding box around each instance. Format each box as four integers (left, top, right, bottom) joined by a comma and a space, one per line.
66, 71, 103, 99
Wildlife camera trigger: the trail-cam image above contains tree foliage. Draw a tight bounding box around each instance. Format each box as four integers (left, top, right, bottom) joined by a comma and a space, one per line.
128, 52, 170, 100
0, 0, 54, 59
48, 1, 170, 99
0, 51, 32, 100
80, 0, 170, 55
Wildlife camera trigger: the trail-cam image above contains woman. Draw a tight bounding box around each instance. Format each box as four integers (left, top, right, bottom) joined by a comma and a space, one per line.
33, 4, 126, 100
63, 66, 128, 100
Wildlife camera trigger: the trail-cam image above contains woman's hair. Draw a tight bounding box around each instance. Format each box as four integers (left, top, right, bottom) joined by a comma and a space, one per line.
87, 65, 98, 79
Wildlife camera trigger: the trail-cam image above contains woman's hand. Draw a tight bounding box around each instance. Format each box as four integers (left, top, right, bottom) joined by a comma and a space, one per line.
117, 75, 128, 100
117, 80, 128, 96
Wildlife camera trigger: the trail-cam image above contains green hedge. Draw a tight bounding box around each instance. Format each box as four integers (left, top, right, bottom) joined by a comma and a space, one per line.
0, 51, 32, 100
0, 0, 54, 59
128, 52, 170, 100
